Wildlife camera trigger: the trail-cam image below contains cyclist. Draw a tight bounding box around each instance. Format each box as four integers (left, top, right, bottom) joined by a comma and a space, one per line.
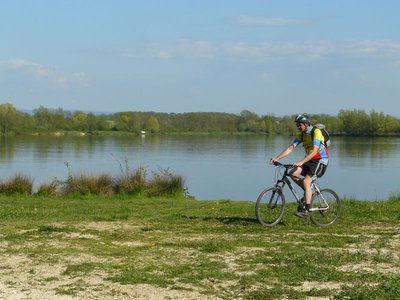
270, 113, 329, 219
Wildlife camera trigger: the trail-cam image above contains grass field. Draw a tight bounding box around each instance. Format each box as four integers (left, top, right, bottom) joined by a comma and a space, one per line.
0, 195, 399, 299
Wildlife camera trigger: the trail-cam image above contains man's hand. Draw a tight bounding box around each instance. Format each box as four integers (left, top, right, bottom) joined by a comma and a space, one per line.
270, 157, 279, 164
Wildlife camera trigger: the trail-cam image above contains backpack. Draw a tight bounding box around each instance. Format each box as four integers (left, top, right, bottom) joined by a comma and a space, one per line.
302, 123, 331, 147
312, 123, 331, 147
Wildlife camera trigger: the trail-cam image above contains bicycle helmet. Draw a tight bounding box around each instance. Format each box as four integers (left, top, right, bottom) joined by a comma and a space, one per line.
294, 113, 310, 123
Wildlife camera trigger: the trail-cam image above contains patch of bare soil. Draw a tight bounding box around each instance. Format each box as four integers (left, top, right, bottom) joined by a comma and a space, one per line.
0, 252, 220, 299
0, 220, 221, 300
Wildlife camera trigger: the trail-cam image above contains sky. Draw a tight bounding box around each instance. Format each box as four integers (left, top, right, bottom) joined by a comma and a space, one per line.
1, 0, 400, 116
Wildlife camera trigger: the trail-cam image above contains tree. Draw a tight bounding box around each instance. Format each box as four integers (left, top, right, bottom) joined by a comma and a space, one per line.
86, 113, 97, 132
145, 116, 160, 133
0, 103, 18, 134
338, 109, 370, 135
70, 111, 88, 131
263, 114, 277, 134
33, 106, 53, 131
116, 113, 131, 131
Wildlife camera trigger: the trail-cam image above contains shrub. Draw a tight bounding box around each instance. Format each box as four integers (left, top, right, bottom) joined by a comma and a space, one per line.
62, 173, 114, 195
36, 180, 60, 196
0, 173, 33, 195
146, 168, 186, 197
114, 166, 147, 195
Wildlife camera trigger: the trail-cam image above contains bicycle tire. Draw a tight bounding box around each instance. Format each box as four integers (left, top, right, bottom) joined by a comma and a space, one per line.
310, 188, 341, 227
255, 187, 285, 226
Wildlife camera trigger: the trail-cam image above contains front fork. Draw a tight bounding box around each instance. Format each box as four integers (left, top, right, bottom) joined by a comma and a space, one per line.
267, 183, 285, 208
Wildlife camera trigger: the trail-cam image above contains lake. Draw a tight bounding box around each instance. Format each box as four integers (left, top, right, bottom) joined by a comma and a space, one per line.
0, 134, 399, 201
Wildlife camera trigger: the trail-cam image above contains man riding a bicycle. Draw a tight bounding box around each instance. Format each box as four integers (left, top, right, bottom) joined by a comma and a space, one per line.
270, 113, 329, 219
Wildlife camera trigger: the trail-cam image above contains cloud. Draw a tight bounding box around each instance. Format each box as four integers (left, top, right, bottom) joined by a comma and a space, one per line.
0, 58, 53, 79
71, 72, 89, 87
134, 39, 400, 64
151, 40, 216, 60
121, 40, 216, 62
139, 40, 334, 62
343, 40, 400, 58
0, 58, 88, 88
235, 16, 307, 26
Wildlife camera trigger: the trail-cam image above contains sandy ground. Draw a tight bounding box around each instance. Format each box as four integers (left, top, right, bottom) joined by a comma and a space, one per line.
0, 222, 222, 300
0, 252, 219, 300
0, 221, 221, 300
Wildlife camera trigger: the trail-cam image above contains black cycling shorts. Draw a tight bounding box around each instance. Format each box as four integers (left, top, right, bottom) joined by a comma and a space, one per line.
301, 160, 327, 178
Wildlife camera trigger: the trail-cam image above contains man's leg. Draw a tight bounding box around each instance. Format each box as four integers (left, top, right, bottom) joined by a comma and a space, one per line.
303, 175, 312, 207
289, 167, 304, 190
293, 172, 312, 219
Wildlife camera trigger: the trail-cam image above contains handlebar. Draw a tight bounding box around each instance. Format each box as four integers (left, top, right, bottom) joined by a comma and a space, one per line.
271, 161, 295, 169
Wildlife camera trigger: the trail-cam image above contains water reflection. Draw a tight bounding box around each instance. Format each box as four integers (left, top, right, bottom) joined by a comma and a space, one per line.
335, 137, 400, 168
0, 135, 399, 200
1, 135, 280, 161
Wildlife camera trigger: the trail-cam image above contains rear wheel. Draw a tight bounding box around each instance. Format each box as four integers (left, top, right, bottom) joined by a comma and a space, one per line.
255, 187, 285, 226
310, 188, 341, 227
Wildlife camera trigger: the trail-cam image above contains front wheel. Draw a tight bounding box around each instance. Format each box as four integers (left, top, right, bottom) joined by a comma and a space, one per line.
310, 188, 341, 227
255, 187, 286, 226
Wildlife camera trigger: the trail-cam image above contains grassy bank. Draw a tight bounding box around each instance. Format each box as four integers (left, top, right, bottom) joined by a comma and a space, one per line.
0, 195, 399, 299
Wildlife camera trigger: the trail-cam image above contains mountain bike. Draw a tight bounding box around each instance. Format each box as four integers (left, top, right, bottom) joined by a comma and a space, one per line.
255, 161, 341, 227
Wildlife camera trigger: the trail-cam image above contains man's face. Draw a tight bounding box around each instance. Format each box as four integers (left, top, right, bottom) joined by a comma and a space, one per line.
296, 122, 306, 132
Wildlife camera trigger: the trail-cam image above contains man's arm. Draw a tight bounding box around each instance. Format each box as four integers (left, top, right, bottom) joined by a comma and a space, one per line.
271, 144, 296, 163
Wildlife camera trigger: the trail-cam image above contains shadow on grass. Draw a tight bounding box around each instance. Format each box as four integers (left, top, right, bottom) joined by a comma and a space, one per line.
203, 216, 259, 225
177, 214, 289, 227
178, 214, 259, 225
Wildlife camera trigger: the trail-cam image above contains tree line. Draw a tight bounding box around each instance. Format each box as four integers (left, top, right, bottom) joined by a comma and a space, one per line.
1, 102, 400, 136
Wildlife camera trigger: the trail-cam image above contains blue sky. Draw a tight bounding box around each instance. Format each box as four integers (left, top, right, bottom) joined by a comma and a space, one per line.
1, 0, 400, 116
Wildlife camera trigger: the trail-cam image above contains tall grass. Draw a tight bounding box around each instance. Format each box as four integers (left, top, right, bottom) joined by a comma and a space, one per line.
113, 159, 147, 195
0, 162, 188, 198
63, 173, 114, 196
147, 168, 186, 197
388, 192, 400, 202
0, 173, 33, 195
36, 180, 60, 196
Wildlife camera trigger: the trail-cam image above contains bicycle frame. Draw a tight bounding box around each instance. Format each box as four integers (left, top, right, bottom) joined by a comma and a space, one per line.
273, 168, 302, 203
310, 184, 330, 212
272, 162, 330, 212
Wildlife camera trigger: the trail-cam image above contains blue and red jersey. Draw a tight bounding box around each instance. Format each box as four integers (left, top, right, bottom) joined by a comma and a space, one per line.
292, 126, 329, 161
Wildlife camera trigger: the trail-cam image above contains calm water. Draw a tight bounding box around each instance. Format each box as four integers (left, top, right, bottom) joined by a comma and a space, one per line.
0, 135, 399, 201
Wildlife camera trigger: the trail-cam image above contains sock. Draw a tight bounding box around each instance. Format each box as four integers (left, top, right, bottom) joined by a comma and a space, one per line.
305, 204, 310, 211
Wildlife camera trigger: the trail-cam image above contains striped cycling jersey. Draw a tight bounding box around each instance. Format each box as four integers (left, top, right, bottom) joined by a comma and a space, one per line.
292, 126, 329, 161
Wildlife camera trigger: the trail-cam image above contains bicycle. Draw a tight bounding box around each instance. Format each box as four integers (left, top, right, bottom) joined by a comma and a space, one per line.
255, 161, 341, 227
